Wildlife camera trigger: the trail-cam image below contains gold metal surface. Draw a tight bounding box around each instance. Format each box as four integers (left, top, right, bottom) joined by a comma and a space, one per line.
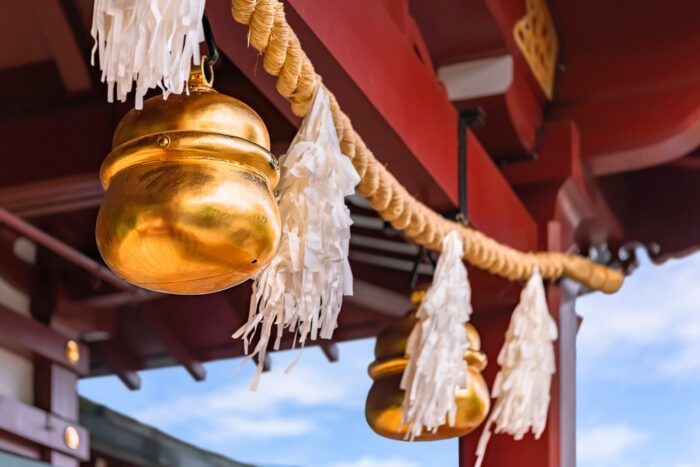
365, 293, 490, 441
65, 340, 80, 365
513, 0, 559, 99
64, 426, 80, 450
96, 64, 281, 294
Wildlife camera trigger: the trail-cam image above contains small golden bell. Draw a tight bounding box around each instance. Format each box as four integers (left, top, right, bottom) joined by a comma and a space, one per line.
365, 290, 491, 441
95, 63, 281, 294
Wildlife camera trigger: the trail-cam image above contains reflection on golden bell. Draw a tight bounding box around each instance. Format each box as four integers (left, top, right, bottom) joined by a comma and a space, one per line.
95, 64, 281, 294
365, 291, 490, 441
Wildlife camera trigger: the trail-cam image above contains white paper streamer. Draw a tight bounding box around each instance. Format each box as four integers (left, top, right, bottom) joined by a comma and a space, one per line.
475, 266, 558, 467
233, 86, 360, 390
400, 230, 471, 440
90, 0, 206, 109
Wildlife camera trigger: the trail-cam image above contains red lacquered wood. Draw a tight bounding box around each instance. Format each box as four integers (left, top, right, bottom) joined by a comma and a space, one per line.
284, 0, 459, 208
467, 130, 537, 252
460, 221, 578, 467
0, 303, 89, 376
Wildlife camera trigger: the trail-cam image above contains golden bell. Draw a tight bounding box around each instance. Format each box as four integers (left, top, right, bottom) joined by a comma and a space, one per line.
365, 290, 490, 441
95, 63, 281, 294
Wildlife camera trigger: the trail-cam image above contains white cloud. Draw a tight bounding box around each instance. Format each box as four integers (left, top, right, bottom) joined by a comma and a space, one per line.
133, 360, 364, 441
578, 424, 648, 463
194, 414, 316, 441
577, 251, 700, 380
137, 364, 358, 418
327, 457, 419, 467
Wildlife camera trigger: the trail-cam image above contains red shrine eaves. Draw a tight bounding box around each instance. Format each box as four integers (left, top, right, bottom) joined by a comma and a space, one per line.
0, 0, 698, 466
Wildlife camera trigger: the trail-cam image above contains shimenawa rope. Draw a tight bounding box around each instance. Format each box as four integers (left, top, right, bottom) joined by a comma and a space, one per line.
229, 0, 623, 294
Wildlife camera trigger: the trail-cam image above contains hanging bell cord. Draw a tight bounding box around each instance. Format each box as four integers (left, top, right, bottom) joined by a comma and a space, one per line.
202, 12, 220, 81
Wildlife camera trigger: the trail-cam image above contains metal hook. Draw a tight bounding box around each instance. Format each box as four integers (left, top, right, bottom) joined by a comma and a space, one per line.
202, 12, 219, 82
408, 246, 438, 290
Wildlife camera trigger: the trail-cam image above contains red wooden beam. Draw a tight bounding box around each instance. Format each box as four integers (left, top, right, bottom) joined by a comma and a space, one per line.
467, 130, 537, 251
0, 303, 89, 376
504, 121, 624, 247
0, 207, 142, 295
141, 303, 207, 382
549, 0, 700, 174
210, 0, 456, 208
434, 0, 546, 159
205, 2, 300, 128
214, 0, 539, 252
0, 173, 102, 219
27, 0, 92, 94
92, 340, 142, 391
319, 342, 339, 363
286, 0, 458, 207
348, 279, 412, 318
0, 396, 89, 461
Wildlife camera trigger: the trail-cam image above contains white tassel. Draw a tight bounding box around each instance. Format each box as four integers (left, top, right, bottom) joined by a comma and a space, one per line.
400, 230, 471, 440
475, 266, 558, 467
90, 0, 206, 109
233, 86, 360, 390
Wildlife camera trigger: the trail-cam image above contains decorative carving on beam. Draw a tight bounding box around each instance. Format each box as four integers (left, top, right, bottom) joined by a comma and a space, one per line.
513, 0, 558, 100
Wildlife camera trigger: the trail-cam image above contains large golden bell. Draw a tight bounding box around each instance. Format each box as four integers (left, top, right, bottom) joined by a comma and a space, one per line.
365, 290, 490, 441
95, 64, 281, 294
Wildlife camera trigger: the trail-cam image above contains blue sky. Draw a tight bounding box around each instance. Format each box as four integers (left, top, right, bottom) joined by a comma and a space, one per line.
80, 251, 700, 467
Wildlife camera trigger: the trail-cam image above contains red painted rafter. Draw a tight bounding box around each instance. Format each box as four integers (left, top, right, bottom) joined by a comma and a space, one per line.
0, 173, 102, 219
26, 0, 92, 94
319, 342, 339, 363
93, 340, 142, 391
141, 302, 207, 382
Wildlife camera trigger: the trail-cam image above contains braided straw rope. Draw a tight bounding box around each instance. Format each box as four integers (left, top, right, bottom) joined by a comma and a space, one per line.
230, 0, 623, 293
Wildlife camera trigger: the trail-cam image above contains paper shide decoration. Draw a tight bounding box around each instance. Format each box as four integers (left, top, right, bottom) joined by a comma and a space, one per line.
233, 85, 360, 390
400, 230, 472, 440
90, 0, 206, 109
475, 266, 558, 467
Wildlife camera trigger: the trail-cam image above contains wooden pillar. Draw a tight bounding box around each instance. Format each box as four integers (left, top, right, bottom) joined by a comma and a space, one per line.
459, 221, 578, 467
34, 362, 81, 467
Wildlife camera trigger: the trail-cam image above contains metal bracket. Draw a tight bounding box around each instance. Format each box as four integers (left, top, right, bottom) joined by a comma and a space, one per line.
408, 245, 437, 289
455, 107, 485, 224
202, 12, 219, 81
